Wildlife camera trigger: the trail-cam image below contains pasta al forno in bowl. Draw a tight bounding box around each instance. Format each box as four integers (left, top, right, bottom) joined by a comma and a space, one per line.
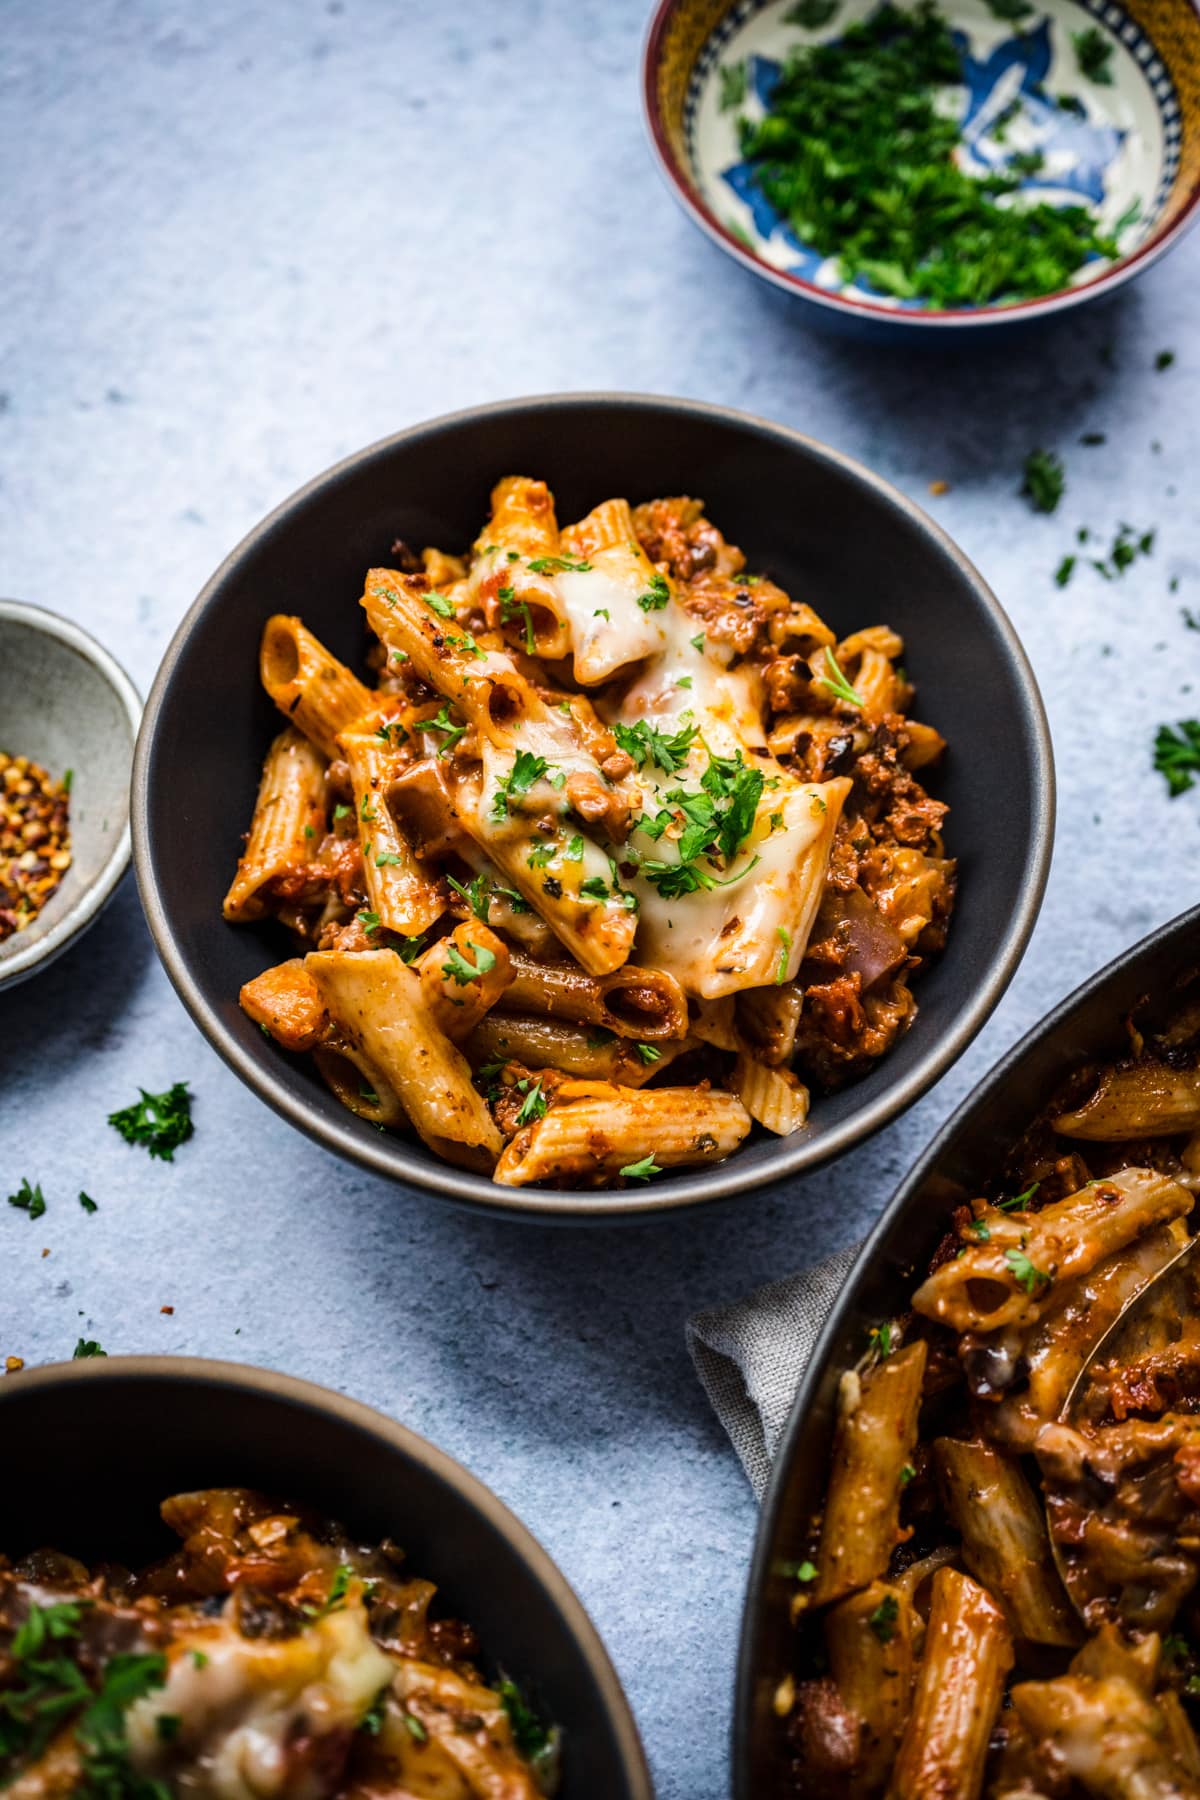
132, 394, 1052, 1219
737, 900, 1200, 1798
0, 1357, 653, 1799
644, 0, 1200, 334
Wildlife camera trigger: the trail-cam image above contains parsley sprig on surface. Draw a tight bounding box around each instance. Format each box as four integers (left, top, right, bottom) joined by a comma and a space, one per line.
738, 2, 1120, 308
108, 1084, 194, 1161
1022, 449, 1065, 514
8, 1177, 46, 1220
1155, 722, 1200, 797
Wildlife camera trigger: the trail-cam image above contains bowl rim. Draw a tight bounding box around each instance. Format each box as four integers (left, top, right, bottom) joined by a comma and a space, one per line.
132, 389, 1054, 1220
732, 896, 1200, 1794
0, 597, 142, 991
641, 0, 1200, 330
0, 1352, 654, 1798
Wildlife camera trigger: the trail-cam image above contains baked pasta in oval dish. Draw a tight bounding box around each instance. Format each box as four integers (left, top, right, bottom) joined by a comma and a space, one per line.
782, 996, 1200, 1799
0, 1486, 557, 1798
226, 479, 955, 1188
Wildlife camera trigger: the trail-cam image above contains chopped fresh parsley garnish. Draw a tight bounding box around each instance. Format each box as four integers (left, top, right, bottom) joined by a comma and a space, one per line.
61, 768, 74, 793
634, 1043, 661, 1064
358, 1687, 390, 1735
359, 1085, 380, 1105
1154, 721, 1200, 797
1156, 349, 1176, 372
612, 716, 699, 775
1022, 449, 1064, 513
395, 932, 428, 963
868, 1321, 893, 1357
374, 719, 406, 747
426, 701, 468, 756
360, 793, 377, 821
107, 1085, 193, 1162
593, 607, 610, 621
619, 1155, 662, 1181
565, 834, 585, 863
374, 849, 402, 868
497, 1678, 553, 1761
636, 572, 671, 612
997, 1181, 1039, 1211
719, 59, 748, 111
333, 802, 352, 821
442, 939, 498, 985
899, 1462, 916, 1486
445, 628, 485, 659
635, 752, 765, 898
1073, 25, 1114, 84
1080, 431, 1107, 446
514, 1079, 548, 1126
491, 751, 551, 821
816, 645, 863, 709
498, 589, 537, 655
358, 909, 381, 934
79, 1191, 98, 1214
1054, 554, 1076, 588
736, 3, 1121, 307
579, 874, 610, 901
1005, 1245, 1051, 1294
447, 872, 491, 921
868, 1595, 899, 1643
302, 1564, 353, 1621
690, 633, 706, 652
791, 1558, 818, 1582
967, 1218, 990, 1242
424, 590, 455, 619
526, 554, 592, 574
527, 841, 557, 869
676, 676, 692, 691
784, 0, 840, 24
1092, 522, 1154, 580
775, 925, 792, 985
8, 1177, 46, 1220
74, 1338, 107, 1358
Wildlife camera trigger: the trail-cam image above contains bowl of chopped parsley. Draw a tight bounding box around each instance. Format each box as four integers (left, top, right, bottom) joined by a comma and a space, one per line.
0, 600, 141, 992
644, 0, 1200, 333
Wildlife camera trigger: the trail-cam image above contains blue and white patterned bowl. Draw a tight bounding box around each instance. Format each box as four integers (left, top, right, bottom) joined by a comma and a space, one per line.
644, 0, 1200, 334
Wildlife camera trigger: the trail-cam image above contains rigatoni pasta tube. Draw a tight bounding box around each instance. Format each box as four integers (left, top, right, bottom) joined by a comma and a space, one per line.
259, 615, 374, 760
492, 1082, 750, 1187
825, 1582, 914, 1796
887, 1568, 1012, 1800
305, 949, 502, 1170
933, 1438, 1078, 1647
313, 1036, 407, 1129
340, 729, 444, 936
223, 728, 326, 922
499, 949, 689, 1041
814, 1341, 926, 1606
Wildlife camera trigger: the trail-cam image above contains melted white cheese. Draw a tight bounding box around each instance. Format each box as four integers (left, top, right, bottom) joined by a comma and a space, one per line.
127, 1600, 393, 1800
471, 543, 673, 684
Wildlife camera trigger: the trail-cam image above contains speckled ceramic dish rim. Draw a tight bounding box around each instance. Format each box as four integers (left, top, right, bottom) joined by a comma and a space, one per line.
0, 1354, 654, 1799
641, 0, 1200, 330
0, 599, 142, 991
132, 392, 1055, 1220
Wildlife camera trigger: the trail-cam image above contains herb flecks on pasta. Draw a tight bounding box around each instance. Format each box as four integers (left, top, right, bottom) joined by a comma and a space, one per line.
227, 479, 954, 1186
783, 1001, 1200, 1798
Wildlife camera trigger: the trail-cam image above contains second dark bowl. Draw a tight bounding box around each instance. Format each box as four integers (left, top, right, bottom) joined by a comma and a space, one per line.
133, 392, 1053, 1219
736, 900, 1200, 1796
0, 1357, 651, 1798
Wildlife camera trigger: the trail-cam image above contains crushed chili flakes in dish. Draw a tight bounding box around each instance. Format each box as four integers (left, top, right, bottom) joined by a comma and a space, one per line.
0, 752, 72, 941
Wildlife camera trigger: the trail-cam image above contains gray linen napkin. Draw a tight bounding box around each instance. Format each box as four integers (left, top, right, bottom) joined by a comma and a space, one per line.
686, 1244, 860, 1499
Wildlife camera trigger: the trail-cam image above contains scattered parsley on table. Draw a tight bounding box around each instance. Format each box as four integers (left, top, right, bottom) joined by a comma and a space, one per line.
107, 1083, 194, 1161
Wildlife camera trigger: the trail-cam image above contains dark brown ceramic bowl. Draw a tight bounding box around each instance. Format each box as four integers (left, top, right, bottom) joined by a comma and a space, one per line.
735, 900, 1200, 1796
132, 393, 1053, 1220
0, 1356, 651, 1798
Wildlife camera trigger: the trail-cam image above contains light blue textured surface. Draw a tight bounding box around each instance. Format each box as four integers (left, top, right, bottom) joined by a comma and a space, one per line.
2, 4, 1200, 1796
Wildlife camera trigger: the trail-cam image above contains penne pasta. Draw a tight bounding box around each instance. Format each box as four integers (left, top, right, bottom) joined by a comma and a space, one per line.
340, 729, 445, 937
226, 479, 956, 1186
729, 1051, 810, 1136
223, 728, 326, 922
492, 1082, 751, 1187
306, 949, 502, 1170
814, 1341, 926, 1606
825, 1582, 915, 1796
887, 1568, 1012, 1800
259, 615, 374, 760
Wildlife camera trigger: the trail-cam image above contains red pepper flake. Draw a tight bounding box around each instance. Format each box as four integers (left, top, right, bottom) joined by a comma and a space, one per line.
160, 1305, 175, 1315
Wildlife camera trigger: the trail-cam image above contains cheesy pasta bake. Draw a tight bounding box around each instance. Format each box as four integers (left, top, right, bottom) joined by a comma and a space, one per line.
0, 1486, 556, 1797
226, 479, 954, 1187
784, 1002, 1200, 1798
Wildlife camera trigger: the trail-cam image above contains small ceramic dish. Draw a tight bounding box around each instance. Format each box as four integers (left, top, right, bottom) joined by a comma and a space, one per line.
735, 898, 1200, 1794
132, 392, 1053, 1221
0, 1356, 653, 1798
0, 599, 141, 992
644, 0, 1200, 335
